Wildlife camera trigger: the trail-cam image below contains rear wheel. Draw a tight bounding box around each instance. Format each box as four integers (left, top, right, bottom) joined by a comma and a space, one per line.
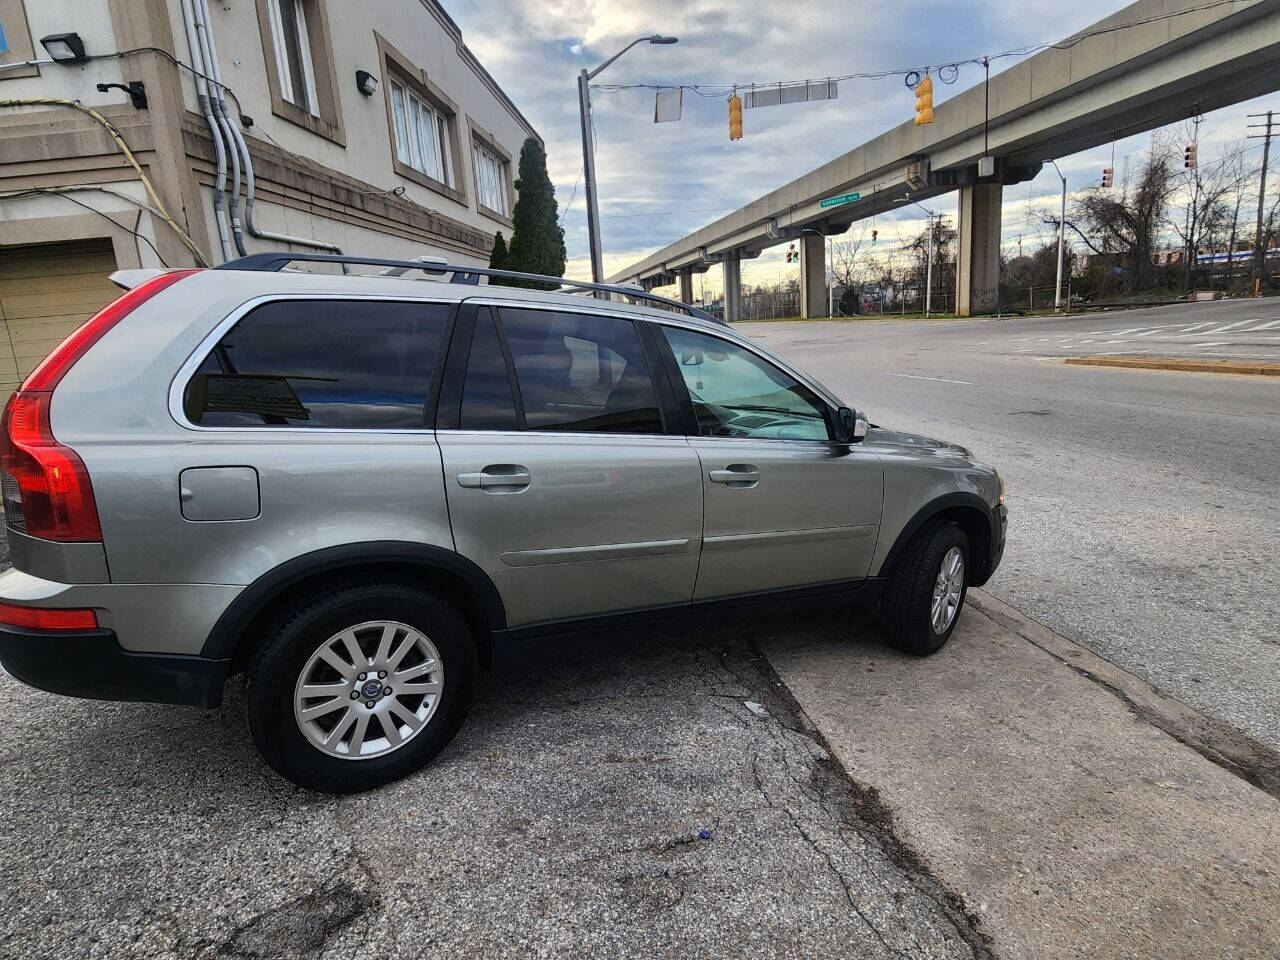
246, 583, 476, 793
882, 519, 969, 655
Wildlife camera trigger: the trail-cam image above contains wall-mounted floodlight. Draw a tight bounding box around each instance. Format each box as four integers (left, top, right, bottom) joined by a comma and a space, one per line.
40, 33, 88, 64
355, 70, 379, 97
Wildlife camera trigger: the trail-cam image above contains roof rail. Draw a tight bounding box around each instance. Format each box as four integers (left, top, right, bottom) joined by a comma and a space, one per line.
217, 253, 726, 325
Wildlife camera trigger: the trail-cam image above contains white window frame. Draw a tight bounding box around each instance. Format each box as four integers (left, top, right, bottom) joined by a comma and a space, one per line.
389, 78, 454, 187
473, 143, 508, 217
267, 0, 319, 116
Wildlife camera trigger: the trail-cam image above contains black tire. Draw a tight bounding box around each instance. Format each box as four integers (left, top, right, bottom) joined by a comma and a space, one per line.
882, 519, 970, 656
246, 582, 477, 793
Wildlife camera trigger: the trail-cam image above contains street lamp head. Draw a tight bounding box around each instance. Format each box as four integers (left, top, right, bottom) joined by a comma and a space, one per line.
648, 35, 679, 44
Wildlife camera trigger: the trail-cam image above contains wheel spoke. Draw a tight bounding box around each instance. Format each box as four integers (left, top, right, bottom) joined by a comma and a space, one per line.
390, 701, 424, 732
324, 708, 357, 747
348, 714, 370, 756
373, 623, 397, 665
300, 681, 350, 699
377, 710, 403, 746
394, 659, 437, 682
319, 647, 356, 680
387, 634, 418, 669
340, 630, 368, 671
397, 679, 441, 696
300, 696, 347, 721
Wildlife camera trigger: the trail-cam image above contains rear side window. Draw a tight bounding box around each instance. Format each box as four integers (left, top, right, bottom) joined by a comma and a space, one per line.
498, 308, 662, 434
184, 299, 448, 428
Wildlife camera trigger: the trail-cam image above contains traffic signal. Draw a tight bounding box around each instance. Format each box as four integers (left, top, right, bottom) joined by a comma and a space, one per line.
914, 72, 934, 126
871, 228, 878, 244
1184, 143, 1198, 169
785, 244, 797, 263
728, 92, 743, 141
1101, 167, 1113, 188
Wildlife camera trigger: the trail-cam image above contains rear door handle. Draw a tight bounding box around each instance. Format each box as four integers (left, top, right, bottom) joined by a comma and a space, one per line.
708, 464, 760, 488
457, 465, 531, 492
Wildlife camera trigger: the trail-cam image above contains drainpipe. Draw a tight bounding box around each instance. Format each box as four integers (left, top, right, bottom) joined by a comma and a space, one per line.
179, 0, 233, 262
190, 0, 244, 256
195, 0, 342, 256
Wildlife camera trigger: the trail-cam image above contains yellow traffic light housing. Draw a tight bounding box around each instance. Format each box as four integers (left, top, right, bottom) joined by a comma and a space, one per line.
728, 92, 743, 141
914, 72, 934, 126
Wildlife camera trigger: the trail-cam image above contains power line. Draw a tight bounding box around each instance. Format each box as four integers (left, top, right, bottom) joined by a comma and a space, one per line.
590, 0, 1258, 96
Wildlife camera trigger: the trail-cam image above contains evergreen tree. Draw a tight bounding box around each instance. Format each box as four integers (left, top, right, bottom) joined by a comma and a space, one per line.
504, 138, 565, 290
488, 230, 508, 280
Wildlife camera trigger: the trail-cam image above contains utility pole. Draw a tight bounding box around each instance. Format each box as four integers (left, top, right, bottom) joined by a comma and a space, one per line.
925, 213, 935, 317
1049, 160, 1067, 311
1248, 110, 1275, 296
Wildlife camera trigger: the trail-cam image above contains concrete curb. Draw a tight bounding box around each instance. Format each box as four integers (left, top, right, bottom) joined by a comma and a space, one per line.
1064, 355, 1280, 376
968, 589, 1280, 799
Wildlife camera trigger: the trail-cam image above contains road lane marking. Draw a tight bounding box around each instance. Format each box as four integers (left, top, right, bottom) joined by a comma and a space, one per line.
1243, 319, 1280, 331
1196, 319, 1255, 334
888, 373, 973, 385
1182, 322, 1216, 331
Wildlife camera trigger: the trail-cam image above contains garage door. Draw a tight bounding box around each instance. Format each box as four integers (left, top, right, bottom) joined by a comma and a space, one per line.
0, 239, 119, 399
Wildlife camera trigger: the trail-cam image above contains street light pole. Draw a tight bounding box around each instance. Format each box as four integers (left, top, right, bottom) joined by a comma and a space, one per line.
577, 34, 678, 284
1049, 160, 1067, 311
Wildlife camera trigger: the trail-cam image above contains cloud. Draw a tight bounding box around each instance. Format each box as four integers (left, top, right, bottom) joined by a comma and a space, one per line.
448, 0, 1279, 287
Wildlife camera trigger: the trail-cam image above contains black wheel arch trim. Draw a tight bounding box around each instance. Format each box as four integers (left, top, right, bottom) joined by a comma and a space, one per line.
877, 492, 1001, 586
200, 542, 508, 661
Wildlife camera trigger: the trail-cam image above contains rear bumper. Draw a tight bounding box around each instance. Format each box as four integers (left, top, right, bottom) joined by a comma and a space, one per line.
0, 625, 228, 708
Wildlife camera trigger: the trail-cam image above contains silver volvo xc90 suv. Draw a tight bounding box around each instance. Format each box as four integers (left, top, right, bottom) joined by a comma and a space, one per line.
0, 255, 1005, 792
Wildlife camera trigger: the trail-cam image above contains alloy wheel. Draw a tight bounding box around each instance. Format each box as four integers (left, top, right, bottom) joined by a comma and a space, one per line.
293, 620, 444, 760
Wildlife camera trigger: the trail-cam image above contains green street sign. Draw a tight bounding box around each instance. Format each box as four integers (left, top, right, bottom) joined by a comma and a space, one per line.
819, 192, 860, 209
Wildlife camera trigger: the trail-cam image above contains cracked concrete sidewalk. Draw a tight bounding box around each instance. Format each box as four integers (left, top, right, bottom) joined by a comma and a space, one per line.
760, 591, 1280, 960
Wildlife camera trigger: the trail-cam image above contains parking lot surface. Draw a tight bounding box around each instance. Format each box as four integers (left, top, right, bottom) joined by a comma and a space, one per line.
0, 614, 989, 960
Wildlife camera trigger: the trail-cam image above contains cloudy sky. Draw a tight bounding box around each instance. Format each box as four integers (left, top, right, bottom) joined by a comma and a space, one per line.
447, 0, 1277, 290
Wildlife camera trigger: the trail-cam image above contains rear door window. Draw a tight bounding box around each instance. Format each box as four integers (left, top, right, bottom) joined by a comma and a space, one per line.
497, 307, 663, 434
184, 299, 448, 429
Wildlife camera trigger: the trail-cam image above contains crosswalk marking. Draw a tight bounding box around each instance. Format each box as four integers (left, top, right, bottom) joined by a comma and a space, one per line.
1196, 319, 1255, 334
1182, 322, 1215, 331
1243, 319, 1280, 331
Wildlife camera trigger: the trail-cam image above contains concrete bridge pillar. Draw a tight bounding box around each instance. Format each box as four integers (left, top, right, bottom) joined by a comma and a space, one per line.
723, 255, 742, 323
799, 234, 828, 318
678, 271, 694, 304
956, 183, 1002, 316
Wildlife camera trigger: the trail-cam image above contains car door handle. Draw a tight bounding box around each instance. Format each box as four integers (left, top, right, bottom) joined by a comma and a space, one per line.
457, 465, 531, 492
708, 464, 760, 488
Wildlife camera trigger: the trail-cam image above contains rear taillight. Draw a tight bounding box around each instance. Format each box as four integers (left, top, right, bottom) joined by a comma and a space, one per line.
0, 602, 98, 631
1, 269, 198, 543
1, 392, 101, 541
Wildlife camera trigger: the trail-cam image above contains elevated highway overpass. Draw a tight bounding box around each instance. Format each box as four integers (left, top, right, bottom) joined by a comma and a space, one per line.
610, 0, 1280, 317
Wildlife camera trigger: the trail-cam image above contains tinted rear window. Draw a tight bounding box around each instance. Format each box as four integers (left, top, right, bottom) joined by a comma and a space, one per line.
184, 299, 448, 428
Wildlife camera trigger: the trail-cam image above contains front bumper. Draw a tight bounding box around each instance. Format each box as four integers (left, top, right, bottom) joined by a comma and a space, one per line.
0, 625, 228, 708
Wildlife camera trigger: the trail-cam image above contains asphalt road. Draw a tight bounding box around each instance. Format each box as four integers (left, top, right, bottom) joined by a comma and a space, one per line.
744, 301, 1280, 752
0, 609, 989, 960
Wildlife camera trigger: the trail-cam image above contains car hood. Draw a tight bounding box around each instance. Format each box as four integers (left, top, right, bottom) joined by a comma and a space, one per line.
862, 426, 973, 460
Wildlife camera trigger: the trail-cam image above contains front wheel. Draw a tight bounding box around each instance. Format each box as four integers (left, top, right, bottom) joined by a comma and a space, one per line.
246, 583, 477, 793
882, 520, 969, 655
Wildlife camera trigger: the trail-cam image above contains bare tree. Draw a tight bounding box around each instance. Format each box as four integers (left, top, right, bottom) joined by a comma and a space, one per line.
1166, 130, 1252, 289
1066, 145, 1178, 293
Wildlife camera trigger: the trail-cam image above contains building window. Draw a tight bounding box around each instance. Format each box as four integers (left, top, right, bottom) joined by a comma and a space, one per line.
266, 0, 318, 114
473, 143, 508, 217
255, 0, 343, 143
390, 79, 454, 187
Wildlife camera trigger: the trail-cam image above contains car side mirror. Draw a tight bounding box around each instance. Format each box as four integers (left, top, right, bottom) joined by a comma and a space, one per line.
834, 406, 869, 444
